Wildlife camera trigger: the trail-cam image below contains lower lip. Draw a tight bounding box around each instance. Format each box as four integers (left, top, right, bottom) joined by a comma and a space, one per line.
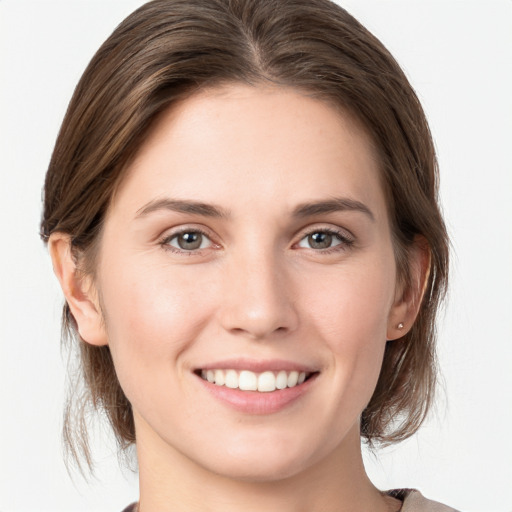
195, 373, 318, 415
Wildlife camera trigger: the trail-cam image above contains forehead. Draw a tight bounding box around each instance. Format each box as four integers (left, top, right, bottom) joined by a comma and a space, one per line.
111, 84, 387, 222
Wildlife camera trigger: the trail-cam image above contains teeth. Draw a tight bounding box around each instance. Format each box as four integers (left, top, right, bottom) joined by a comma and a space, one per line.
287, 371, 299, 387
275, 370, 288, 390
225, 369, 238, 389
258, 371, 275, 392
200, 369, 311, 392
239, 370, 258, 391
214, 369, 225, 386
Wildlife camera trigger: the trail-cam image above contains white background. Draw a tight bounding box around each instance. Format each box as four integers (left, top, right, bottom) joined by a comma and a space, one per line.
1, 1, 511, 511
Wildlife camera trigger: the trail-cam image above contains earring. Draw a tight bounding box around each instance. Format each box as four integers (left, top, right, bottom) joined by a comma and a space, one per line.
397, 322, 404, 330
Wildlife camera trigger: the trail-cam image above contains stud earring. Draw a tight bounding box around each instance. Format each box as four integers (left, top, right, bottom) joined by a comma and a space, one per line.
397, 322, 404, 330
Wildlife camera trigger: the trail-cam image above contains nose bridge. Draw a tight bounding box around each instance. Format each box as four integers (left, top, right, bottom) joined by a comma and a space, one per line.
219, 240, 298, 339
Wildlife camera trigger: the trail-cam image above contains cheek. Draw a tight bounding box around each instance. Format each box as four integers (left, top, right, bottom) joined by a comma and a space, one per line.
299, 254, 396, 403
301, 255, 396, 346
98, 258, 216, 390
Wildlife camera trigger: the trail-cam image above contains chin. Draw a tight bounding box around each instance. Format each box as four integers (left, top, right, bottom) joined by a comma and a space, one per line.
199, 437, 325, 483
209, 457, 308, 483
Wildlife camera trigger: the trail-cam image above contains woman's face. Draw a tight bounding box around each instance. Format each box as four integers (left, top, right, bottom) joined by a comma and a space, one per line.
93, 84, 405, 480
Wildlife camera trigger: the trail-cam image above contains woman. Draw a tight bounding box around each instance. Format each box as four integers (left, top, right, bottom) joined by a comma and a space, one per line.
41, 0, 454, 510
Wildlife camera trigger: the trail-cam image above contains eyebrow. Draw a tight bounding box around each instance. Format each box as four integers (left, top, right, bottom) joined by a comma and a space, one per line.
292, 197, 375, 222
135, 196, 374, 222
135, 198, 230, 219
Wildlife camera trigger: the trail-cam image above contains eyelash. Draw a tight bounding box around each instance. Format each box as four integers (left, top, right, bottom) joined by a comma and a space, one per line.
297, 227, 355, 254
158, 226, 355, 255
159, 227, 214, 255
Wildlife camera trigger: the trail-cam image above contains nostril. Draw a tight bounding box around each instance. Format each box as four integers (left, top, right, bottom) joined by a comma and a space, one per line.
217, 271, 299, 339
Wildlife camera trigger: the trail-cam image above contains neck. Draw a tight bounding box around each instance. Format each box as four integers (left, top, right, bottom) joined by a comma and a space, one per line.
135, 421, 396, 512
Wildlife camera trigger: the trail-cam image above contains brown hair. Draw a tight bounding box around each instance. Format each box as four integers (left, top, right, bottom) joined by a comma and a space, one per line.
41, 0, 449, 467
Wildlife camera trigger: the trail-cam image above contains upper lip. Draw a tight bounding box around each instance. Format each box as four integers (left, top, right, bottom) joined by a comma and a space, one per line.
194, 358, 320, 374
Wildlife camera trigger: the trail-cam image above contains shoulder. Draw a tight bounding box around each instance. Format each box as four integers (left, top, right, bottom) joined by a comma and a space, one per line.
388, 489, 461, 512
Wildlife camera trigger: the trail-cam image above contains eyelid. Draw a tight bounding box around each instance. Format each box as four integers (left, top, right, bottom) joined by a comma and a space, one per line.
297, 224, 355, 242
157, 223, 355, 255
294, 224, 355, 251
158, 225, 220, 254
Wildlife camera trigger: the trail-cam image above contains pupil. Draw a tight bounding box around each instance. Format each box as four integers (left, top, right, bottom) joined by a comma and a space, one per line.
309, 232, 332, 249
178, 232, 202, 250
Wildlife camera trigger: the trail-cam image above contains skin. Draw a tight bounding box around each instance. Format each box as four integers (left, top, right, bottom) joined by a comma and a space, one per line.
50, 84, 428, 512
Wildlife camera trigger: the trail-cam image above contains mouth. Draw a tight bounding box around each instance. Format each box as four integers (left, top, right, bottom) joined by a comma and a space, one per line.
195, 368, 318, 393
193, 362, 320, 414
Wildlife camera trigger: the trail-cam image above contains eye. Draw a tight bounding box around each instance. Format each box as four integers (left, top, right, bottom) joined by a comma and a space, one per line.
163, 230, 212, 251
297, 229, 353, 251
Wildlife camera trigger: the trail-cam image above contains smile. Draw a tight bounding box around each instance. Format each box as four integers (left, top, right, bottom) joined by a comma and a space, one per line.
199, 369, 312, 392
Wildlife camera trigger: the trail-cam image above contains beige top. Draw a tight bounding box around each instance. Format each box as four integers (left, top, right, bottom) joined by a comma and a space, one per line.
122, 489, 460, 512
390, 489, 460, 512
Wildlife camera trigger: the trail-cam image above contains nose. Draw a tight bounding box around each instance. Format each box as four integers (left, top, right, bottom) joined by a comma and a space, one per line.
218, 250, 299, 340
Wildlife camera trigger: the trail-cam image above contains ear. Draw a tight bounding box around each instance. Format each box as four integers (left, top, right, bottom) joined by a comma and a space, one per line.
387, 236, 431, 340
48, 233, 108, 346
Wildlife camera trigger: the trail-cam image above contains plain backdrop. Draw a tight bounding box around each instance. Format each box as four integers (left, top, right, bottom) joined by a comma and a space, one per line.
1, 1, 511, 511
